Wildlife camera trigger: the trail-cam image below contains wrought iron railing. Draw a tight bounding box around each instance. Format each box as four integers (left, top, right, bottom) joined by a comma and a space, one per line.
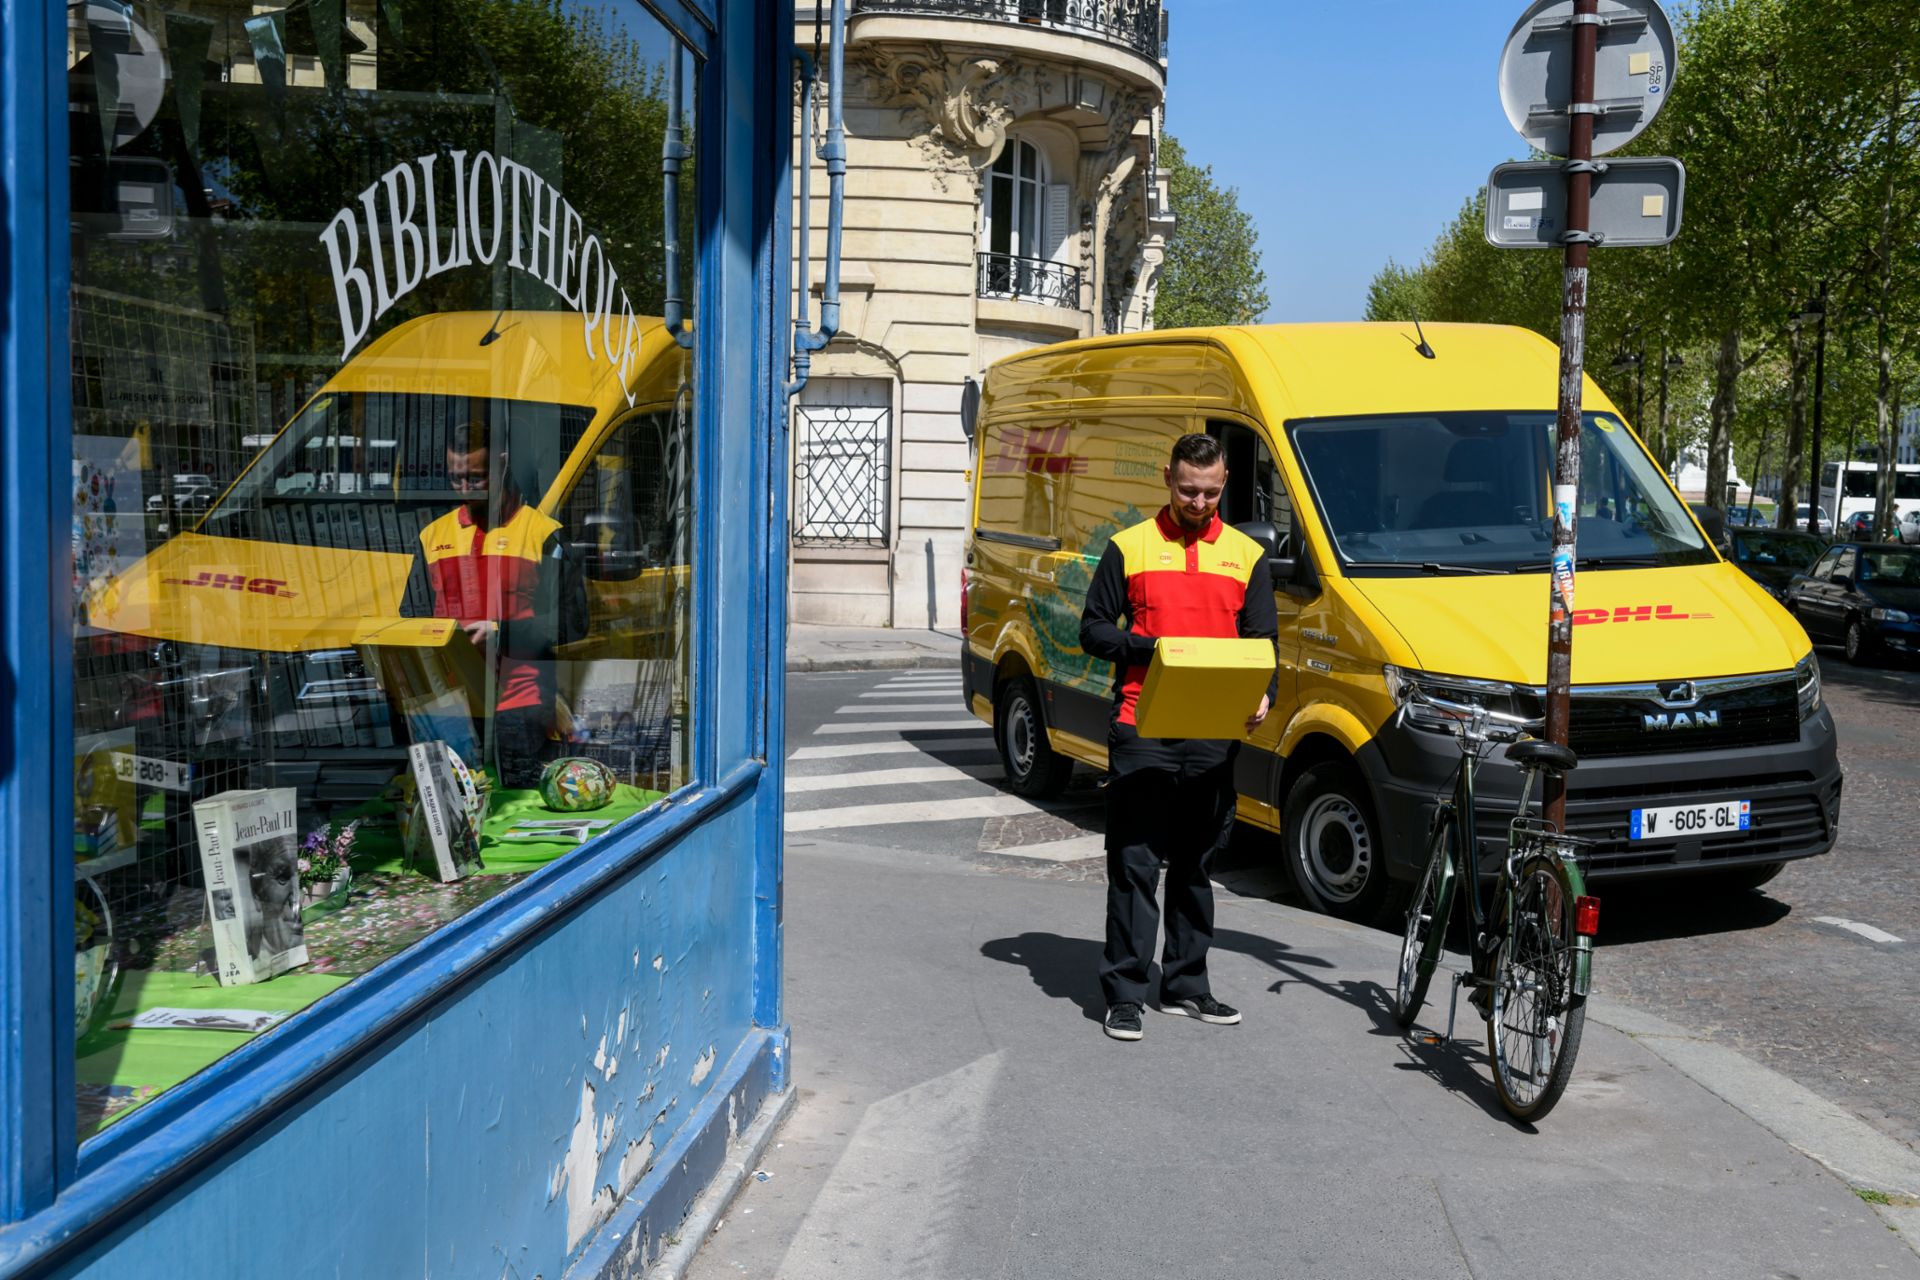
977, 252, 1083, 309
852, 0, 1163, 62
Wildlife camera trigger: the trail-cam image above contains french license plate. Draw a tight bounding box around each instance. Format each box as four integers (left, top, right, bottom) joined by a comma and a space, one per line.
113, 752, 193, 792
1630, 800, 1749, 840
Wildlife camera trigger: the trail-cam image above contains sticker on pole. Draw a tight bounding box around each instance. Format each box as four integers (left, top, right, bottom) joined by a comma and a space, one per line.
1498, 0, 1678, 158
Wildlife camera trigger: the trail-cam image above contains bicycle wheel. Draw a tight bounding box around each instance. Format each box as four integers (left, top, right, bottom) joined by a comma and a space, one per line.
1486, 853, 1587, 1122
1392, 820, 1457, 1029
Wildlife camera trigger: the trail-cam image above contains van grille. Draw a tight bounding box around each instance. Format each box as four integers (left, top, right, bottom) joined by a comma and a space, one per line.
1516, 676, 1801, 758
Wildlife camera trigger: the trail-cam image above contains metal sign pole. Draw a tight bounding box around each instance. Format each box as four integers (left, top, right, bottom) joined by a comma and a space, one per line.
1544, 0, 1600, 829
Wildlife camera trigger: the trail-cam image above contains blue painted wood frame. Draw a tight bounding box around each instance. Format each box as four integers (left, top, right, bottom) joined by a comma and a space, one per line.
0, 0, 791, 1267
0, 0, 77, 1221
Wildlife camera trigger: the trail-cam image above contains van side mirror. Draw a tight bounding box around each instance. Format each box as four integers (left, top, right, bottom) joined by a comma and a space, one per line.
959, 376, 980, 445
1235, 520, 1320, 599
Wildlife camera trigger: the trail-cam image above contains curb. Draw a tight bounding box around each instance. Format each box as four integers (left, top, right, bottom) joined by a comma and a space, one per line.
643, 1084, 798, 1280
785, 654, 961, 673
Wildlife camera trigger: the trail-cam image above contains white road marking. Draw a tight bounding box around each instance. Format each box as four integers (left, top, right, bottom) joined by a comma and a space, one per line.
984, 833, 1105, 862
833, 702, 955, 713
1812, 916, 1905, 944
812, 718, 985, 735
858, 690, 964, 698
787, 737, 993, 760
784, 794, 1042, 831
784, 762, 1000, 793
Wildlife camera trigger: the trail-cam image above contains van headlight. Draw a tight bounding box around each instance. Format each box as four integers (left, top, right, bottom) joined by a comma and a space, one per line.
1384, 664, 1530, 733
1795, 653, 1821, 720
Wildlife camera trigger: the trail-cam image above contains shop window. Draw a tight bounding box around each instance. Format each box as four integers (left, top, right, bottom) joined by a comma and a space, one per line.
67, 0, 699, 1140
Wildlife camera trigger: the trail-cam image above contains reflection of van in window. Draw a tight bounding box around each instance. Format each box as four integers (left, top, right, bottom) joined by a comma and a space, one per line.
89, 310, 691, 794
962, 324, 1842, 922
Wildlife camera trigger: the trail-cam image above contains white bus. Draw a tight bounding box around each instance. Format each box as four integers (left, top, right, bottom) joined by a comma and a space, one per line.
1820, 460, 1920, 527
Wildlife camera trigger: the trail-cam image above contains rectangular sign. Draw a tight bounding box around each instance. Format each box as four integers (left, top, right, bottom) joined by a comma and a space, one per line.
114, 752, 194, 792
1485, 156, 1686, 249
1630, 799, 1749, 841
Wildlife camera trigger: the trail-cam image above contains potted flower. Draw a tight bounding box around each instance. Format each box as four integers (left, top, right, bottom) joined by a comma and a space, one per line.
299, 818, 360, 915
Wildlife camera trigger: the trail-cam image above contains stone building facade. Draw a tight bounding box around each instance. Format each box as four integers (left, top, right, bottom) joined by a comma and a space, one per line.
791, 0, 1171, 628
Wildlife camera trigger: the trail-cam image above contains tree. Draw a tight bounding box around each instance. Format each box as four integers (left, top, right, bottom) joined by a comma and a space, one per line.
1152, 134, 1269, 328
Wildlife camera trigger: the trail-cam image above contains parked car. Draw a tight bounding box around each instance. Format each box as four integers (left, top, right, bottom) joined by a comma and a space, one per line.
1729, 527, 1828, 601
1843, 510, 1879, 541
1899, 508, 1920, 546
1784, 542, 1920, 663
1793, 502, 1835, 535
144, 473, 217, 515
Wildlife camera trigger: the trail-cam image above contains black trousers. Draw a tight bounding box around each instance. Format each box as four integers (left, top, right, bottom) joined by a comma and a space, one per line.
1099, 744, 1239, 1008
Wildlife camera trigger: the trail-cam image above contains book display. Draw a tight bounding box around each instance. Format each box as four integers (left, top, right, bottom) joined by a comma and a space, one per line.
191, 788, 309, 986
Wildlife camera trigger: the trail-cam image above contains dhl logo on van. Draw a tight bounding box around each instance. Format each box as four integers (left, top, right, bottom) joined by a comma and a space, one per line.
986, 425, 1088, 476
1572, 604, 1712, 625
160, 571, 299, 599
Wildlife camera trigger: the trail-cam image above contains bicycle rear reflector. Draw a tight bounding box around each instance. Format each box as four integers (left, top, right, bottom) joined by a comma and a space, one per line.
1575, 895, 1602, 937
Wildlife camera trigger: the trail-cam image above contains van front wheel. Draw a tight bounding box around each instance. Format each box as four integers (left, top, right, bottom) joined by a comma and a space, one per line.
1282, 761, 1389, 923
997, 676, 1073, 798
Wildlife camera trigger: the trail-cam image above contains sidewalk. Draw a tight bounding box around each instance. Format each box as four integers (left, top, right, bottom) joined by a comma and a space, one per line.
674, 838, 1920, 1280
785, 623, 962, 672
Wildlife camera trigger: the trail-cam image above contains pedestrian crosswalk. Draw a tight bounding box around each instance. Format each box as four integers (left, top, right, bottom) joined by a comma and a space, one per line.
785, 669, 1105, 861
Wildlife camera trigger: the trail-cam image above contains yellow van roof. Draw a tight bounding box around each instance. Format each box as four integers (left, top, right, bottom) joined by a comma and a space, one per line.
988, 322, 1622, 422
327, 310, 684, 420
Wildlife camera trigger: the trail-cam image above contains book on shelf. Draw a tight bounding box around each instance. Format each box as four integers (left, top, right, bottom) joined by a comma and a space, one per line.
407, 740, 483, 881
192, 787, 308, 987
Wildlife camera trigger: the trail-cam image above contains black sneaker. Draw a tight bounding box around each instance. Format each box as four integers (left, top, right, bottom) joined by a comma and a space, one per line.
1104, 1002, 1144, 1041
1159, 993, 1241, 1025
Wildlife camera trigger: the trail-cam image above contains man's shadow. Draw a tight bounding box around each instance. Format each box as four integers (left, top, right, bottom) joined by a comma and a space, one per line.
979, 932, 1109, 1023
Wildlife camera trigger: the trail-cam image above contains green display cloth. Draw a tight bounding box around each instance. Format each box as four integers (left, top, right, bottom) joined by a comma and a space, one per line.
76, 969, 350, 1090
349, 782, 664, 877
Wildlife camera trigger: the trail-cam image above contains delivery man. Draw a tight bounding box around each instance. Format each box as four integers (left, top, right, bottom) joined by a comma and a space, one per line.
402, 407, 589, 788
1079, 432, 1278, 1041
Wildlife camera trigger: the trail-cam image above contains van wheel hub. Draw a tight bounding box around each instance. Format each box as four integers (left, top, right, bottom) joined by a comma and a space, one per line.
1005, 694, 1038, 776
1297, 795, 1373, 903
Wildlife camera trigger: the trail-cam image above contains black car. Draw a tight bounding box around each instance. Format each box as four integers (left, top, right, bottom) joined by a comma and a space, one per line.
1784, 541, 1920, 663
1729, 527, 1828, 601
1843, 510, 1878, 542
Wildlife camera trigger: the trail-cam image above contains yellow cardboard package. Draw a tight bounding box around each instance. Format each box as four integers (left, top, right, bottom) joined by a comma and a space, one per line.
1133, 637, 1275, 739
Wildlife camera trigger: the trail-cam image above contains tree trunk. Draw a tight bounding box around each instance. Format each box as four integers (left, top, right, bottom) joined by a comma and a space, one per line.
1705, 327, 1740, 512
1778, 319, 1809, 528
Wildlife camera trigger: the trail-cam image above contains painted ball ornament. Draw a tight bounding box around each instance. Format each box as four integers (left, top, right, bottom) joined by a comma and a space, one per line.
538, 757, 616, 812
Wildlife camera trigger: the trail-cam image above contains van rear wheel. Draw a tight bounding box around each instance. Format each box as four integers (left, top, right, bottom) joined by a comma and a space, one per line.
997, 676, 1073, 798
1282, 760, 1389, 923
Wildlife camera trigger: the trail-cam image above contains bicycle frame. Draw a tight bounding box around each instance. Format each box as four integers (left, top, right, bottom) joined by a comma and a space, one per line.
1420, 704, 1593, 1038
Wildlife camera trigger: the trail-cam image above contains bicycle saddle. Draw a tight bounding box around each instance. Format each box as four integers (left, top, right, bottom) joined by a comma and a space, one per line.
1508, 739, 1579, 774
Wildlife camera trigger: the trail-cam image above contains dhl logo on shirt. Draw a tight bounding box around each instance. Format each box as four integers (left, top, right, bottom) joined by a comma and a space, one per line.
985, 424, 1088, 476
160, 570, 298, 599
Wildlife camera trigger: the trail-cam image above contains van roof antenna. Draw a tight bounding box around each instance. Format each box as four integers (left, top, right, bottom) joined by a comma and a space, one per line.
479, 307, 514, 347
1411, 314, 1437, 360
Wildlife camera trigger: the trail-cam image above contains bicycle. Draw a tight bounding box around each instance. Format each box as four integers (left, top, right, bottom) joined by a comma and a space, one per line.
1388, 683, 1601, 1122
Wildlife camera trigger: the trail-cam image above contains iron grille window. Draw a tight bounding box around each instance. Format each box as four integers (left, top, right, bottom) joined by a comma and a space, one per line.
793, 402, 892, 546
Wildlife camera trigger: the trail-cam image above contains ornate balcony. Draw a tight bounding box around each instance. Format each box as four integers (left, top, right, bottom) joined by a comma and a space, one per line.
853, 0, 1163, 64
977, 252, 1083, 309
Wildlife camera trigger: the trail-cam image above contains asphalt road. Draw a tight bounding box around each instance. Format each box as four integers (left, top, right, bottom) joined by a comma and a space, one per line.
783, 653, 1920, 1158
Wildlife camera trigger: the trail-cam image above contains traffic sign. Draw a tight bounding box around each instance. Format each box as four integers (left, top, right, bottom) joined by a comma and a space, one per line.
1485, 156, 1685, 248
1497, 0, 1677, 157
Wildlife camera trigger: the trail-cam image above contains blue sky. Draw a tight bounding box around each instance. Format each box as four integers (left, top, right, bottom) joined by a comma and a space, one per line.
1164, 1, 1543, 322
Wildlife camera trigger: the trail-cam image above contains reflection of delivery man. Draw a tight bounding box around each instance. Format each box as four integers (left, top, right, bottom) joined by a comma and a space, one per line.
402, 411, 588, 787
1079, 433, 1278, 1042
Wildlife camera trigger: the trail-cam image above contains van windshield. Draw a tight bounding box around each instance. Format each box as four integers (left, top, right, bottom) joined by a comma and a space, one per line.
1287, 410, 1714, 575
201, 391, 594, 546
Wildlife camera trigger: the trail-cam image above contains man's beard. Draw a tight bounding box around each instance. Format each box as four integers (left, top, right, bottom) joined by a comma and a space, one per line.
1174, 506, 1214, 531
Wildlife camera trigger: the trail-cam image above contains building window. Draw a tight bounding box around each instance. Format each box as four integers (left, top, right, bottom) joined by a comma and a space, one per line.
793, 379, 892, 547
978, 138, 1080, 309
67, 0, 698, 1140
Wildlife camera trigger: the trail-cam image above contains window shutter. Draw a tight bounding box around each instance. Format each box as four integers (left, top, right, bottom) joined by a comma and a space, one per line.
1044, 183, 1070, 261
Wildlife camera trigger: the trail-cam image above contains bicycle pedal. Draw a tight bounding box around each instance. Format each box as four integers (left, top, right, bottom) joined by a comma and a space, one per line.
1418, 1032, 1445, 1046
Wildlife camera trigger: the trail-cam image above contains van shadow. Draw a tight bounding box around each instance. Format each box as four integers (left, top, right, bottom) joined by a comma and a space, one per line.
1592, 881, 1793, 946
1814, 657, 1920, 711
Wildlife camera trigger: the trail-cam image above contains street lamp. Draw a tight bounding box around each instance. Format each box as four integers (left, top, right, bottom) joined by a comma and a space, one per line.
1801, 284, 1828, 537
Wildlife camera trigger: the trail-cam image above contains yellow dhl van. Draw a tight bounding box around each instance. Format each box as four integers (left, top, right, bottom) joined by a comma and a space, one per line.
87, 310, 689, 780
961, 323, 1840, 921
